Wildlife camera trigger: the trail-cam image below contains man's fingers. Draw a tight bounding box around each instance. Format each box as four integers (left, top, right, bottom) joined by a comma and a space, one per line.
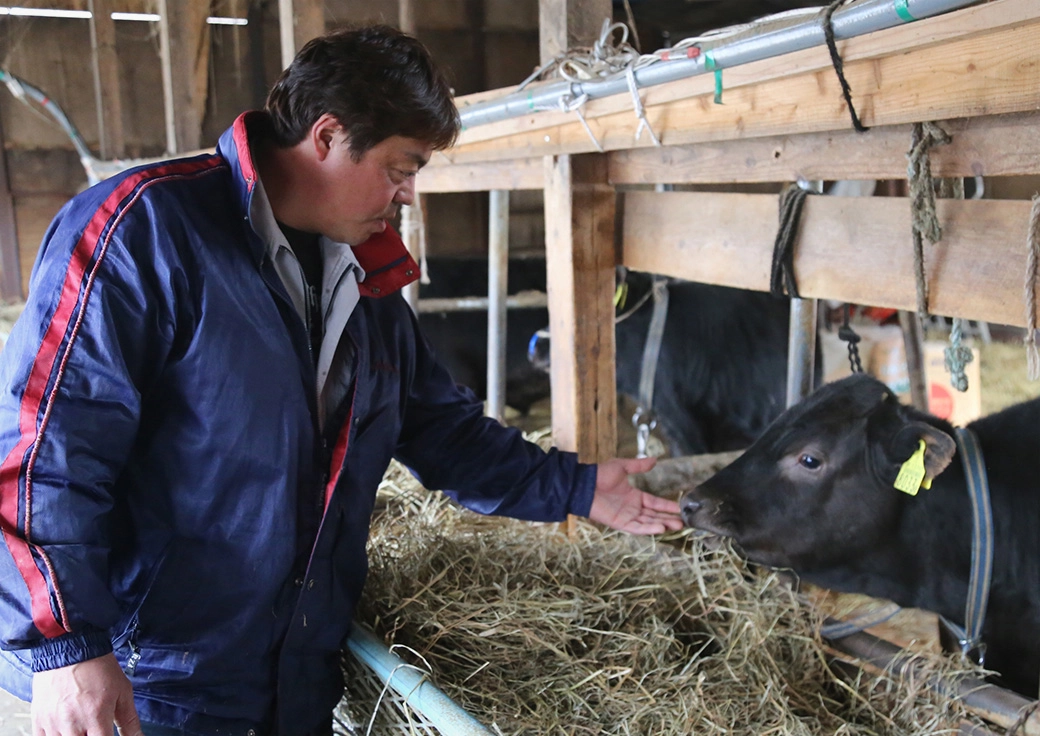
114, 694, 143, 736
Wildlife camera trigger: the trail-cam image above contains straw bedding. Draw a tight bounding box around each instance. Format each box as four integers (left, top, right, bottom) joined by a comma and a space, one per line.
337, 459, 986, 736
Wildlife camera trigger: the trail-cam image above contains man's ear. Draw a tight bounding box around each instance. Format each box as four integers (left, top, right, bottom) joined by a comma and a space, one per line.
310, 113, 341, 162
894, 421, 956, 483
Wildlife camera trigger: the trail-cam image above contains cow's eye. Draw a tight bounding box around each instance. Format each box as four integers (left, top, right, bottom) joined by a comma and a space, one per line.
798, 454, 822, 470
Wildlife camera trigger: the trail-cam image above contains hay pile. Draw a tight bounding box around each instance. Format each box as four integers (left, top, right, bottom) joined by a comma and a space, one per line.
340, 461, 985, 736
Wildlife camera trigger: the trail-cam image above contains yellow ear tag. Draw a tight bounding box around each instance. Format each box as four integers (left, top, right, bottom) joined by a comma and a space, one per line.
894, 439, 929, 496
613, 282, 628, 309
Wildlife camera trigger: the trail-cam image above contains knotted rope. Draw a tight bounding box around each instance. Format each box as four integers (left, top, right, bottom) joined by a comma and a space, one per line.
1026, 194, 1040, 380
822, 0, 869, 132
944, 318, 973, 392
770, 184, 812, 299
906, 122, 951, 317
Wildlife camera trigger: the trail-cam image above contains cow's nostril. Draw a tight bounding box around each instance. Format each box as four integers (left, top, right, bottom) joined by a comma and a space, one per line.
680, 496, 703, 518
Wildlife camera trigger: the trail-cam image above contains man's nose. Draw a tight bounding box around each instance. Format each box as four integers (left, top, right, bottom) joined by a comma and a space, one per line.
393, 179, 415, 207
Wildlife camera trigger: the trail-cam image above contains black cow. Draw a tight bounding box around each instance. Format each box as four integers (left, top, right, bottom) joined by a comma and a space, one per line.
417, 259, 802, 455
611, 271, 795, 456
680, 373, 1040, 697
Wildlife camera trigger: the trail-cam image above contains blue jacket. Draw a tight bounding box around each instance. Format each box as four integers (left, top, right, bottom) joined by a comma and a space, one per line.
0, 113, 596, 735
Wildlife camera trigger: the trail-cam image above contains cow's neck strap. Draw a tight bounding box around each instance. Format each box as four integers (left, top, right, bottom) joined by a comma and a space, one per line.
939, 426, 993, 667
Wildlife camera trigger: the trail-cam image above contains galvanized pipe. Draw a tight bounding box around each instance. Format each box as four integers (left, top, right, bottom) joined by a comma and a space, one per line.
346, 625, 493, 735
786, 297, 818, 408
459, 0, 978, 129
486, 190, 510, 421
825, 622, 1040, 736
417, 291, 548, 313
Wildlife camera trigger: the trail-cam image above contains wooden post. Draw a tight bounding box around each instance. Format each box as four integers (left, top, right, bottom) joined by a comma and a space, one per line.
87, 0, 124, 160
539, 0, 611, 63
157, 0, 210, 154
0, 113, 21, 302
544, 153, 617, 463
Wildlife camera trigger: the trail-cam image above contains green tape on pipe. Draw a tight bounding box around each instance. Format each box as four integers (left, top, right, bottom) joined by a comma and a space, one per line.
894, 0, 916, 22
704, 51, 723, 104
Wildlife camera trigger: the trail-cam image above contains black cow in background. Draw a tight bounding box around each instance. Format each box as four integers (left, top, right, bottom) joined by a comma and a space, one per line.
680, 374, 1040, 697
416, 256, 551, 414
416, 257, 805, 456
610, 271, 797, 456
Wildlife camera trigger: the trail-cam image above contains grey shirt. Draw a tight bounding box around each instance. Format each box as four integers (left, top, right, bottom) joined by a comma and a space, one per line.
248, 177, 366, 429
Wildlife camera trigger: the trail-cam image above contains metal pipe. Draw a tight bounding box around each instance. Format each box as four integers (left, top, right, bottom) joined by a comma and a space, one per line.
458, 0, 978, 129
786, 297, 818, 408
825, 623, 1040, 736
346, 625, 493, 735
416, 291, 548, 313
486, 190, 510, 422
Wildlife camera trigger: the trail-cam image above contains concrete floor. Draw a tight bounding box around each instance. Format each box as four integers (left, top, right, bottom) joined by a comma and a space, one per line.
0, 689, 29, 736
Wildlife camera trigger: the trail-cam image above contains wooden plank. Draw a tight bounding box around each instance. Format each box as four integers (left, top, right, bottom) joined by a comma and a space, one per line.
607, 111, 1040, 185
544, 154, 618, 462
419, 156, 544, 192
621, 191, 1035, 328
293, 0, 325, 51
88, 0, 125, 160
454, 0, 1038, 148
159, 0, 210, 153
443, 18, 1040, 165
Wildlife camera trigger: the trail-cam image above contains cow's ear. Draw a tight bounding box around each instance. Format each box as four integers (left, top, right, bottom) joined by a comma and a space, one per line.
895, 422, 956, 483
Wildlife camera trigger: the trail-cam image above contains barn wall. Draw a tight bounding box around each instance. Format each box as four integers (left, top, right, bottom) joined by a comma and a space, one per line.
0, 0, 545, 297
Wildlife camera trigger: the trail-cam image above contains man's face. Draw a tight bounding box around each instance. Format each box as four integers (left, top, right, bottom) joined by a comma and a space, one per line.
316, 129, 433, 245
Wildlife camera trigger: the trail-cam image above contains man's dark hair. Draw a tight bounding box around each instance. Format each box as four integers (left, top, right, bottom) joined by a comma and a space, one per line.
265, 25, 460, 158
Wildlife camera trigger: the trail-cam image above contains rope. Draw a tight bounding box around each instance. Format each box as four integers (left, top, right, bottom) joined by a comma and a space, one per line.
944, 318, 973, 392
906, 122, 952, 317
770, 184, 812, 299
1025, 194, 1040, 380
822, 0, 869, 132
626, 66, 661, 146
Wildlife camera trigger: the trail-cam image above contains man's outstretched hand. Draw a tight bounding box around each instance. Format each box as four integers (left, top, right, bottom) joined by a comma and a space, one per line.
589, 456, 683, 535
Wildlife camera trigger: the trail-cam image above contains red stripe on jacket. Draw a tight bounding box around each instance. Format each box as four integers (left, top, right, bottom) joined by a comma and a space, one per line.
0, 157, 220, 639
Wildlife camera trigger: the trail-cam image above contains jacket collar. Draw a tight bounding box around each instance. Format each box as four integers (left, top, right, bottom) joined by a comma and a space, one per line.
216, 111, 420, 299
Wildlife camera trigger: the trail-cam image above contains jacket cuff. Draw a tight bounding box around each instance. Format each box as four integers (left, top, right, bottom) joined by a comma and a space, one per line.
567, 461, 597, 518
30, 629, 112, 672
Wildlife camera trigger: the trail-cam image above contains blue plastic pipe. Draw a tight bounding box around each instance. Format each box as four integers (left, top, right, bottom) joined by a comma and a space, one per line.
345, 625, 494, 735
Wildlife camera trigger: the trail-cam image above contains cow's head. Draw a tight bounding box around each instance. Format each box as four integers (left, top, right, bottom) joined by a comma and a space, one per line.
680, 374, 956, 570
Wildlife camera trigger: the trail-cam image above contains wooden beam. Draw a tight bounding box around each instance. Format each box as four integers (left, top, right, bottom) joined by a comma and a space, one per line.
607, 111, 1040, 185
419, 156, 544, 192
444, 10, 1040, 164
420, 108, 1040, 191
544, 154, 617, 462
621, 191, 1035, 328
88, 0, 125, 160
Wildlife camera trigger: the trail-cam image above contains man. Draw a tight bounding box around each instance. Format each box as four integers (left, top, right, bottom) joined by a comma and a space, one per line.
0, 26, 681, 736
